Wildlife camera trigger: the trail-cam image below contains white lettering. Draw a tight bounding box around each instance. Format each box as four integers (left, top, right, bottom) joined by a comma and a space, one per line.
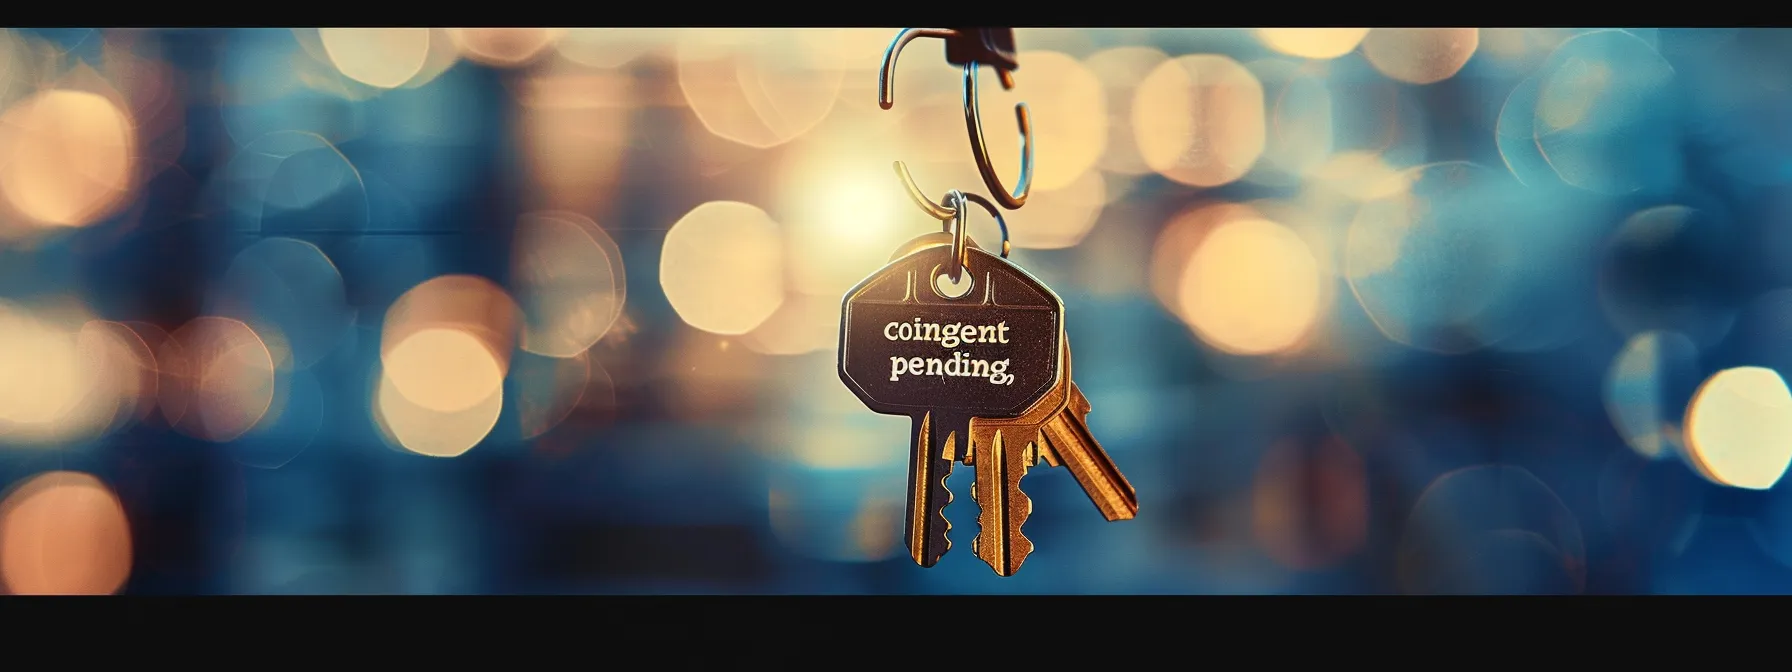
876, 320, 1022, 386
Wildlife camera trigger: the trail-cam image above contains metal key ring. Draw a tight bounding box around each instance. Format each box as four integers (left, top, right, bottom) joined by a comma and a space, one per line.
938, 190, 1012, 284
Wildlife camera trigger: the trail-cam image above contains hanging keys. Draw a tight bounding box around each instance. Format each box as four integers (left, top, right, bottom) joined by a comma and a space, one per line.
838, 192, 1062, 567
966, 335, 1138, 576
1038, 382, 1139, 524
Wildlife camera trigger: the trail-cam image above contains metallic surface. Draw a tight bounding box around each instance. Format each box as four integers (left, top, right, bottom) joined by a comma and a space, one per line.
879, 28, 1035, 217
838, 237, 1063, 567
965, 338, 1072, 576
1039, 383, 1140, 522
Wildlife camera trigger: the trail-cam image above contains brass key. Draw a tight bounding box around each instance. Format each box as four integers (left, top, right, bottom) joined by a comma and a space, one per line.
1038, 383, 1138, 523
839, 229, 1064, 568
966, 337, 1072, 576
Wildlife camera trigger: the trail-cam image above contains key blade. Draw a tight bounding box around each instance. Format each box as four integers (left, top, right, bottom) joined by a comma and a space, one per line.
905, 412, 956, 566
972, 429, 1034, 576
1041, 384, 1139, 521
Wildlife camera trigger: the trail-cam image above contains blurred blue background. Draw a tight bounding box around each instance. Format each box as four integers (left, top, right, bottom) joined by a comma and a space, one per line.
0, 26, 1785, 595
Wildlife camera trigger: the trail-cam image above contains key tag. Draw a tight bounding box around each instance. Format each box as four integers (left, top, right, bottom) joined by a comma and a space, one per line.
838, 191, 1065, 566
838, 191, 1060, 428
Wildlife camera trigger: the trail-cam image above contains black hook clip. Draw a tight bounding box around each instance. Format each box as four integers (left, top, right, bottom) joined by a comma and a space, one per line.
878, 28, 1035, 218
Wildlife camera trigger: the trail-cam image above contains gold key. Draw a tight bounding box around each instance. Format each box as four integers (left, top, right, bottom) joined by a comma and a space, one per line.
966, 337, 1072, 576
1037, 383, 1138, 523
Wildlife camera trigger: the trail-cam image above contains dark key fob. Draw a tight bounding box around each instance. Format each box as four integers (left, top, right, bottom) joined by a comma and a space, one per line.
943, 27, 1018, 72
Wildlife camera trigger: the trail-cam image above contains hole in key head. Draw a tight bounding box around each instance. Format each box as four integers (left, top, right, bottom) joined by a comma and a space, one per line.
933, 268, 974, 299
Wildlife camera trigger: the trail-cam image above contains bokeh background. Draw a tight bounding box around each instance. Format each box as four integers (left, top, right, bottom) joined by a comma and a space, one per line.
0, 26, 1786, 594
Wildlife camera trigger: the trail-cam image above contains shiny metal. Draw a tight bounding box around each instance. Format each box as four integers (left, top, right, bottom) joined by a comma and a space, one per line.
944, 190, 970, 283
960, 62, 1033, 210
965, 338, 1072, 576
838, 238, 1065, 568
1038, 383, 1140, 522
925, 189, 1011, 259
880, 28, 1035, 216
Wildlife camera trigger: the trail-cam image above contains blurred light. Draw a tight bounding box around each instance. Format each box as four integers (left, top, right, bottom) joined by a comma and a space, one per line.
1254, 28, 1370, 60
1531, 29, 1678, 196
380, 274, 519, 403
1008, 168, 1106, 250
220, 30, 365, 146
1252, 437, 1368, 570
1245, 59, 1334, 187
0, 471, 131, 595
375, 368, 501, 459
1399, 465, 1585, 594
530, 354, 617, 456
511, 350, 589, 440
661, 201, 785, 335
1326, 61, 1430, 166
1150, 201, 1261, 320
511, 211, 627, 359
232, 368, 323, 470
374, 274, 512, 457
214, 237, 352, 370
743, 294, 838, 356
214, 131, 369, 238
554, 28, 676, 69
83, 321, 156, 427
318, 28, 431, 89
1604, 331, 1700, 460
517, 60, 635, 213
1496, 74, 1555, 186
677, 29, 844, 149
0, 88, 137, 228
774, 107, 914, 299
0, 303, 124, 445
1133, 54, 1265, 188
1083, 46, 1168, 176
1684, 366, 1792, 490
1307, 151, 1406, 202
164, 317, 277, 443
1360, 28, 1479, 85
976, 50, 1107, 191
1178, 216, 1323, 356
1345, 162, 1526, 354
447, 28, 563, 68
127, 321, 185, 427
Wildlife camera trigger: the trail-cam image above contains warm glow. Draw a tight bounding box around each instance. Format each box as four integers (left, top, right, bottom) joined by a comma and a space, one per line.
0, 89, 137, 228
1255, 28, 1371, 60
0, 471, 131, 595
1684, 367, 1792, 490
318, 28, 431, 89
1133, 55, 1266, 188
384, 328, 505, 414
1008, 168, 1107, 250
166, 317, 277, 443
380, 274, 519, 393
660, 201, 786, 335
1178, 217, 1323, 355
375, 370, 502, 459
1084, 46, 1169, 176
447, 28, 563, 68
975, 50, 1107, 191
1361, 28, 1480, 85
0, 304, 128, 445
677, 29, 844, 149
512, 211, 627, 359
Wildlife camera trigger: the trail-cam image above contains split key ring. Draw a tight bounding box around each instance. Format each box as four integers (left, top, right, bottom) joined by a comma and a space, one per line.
938, 190, 1012, 284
